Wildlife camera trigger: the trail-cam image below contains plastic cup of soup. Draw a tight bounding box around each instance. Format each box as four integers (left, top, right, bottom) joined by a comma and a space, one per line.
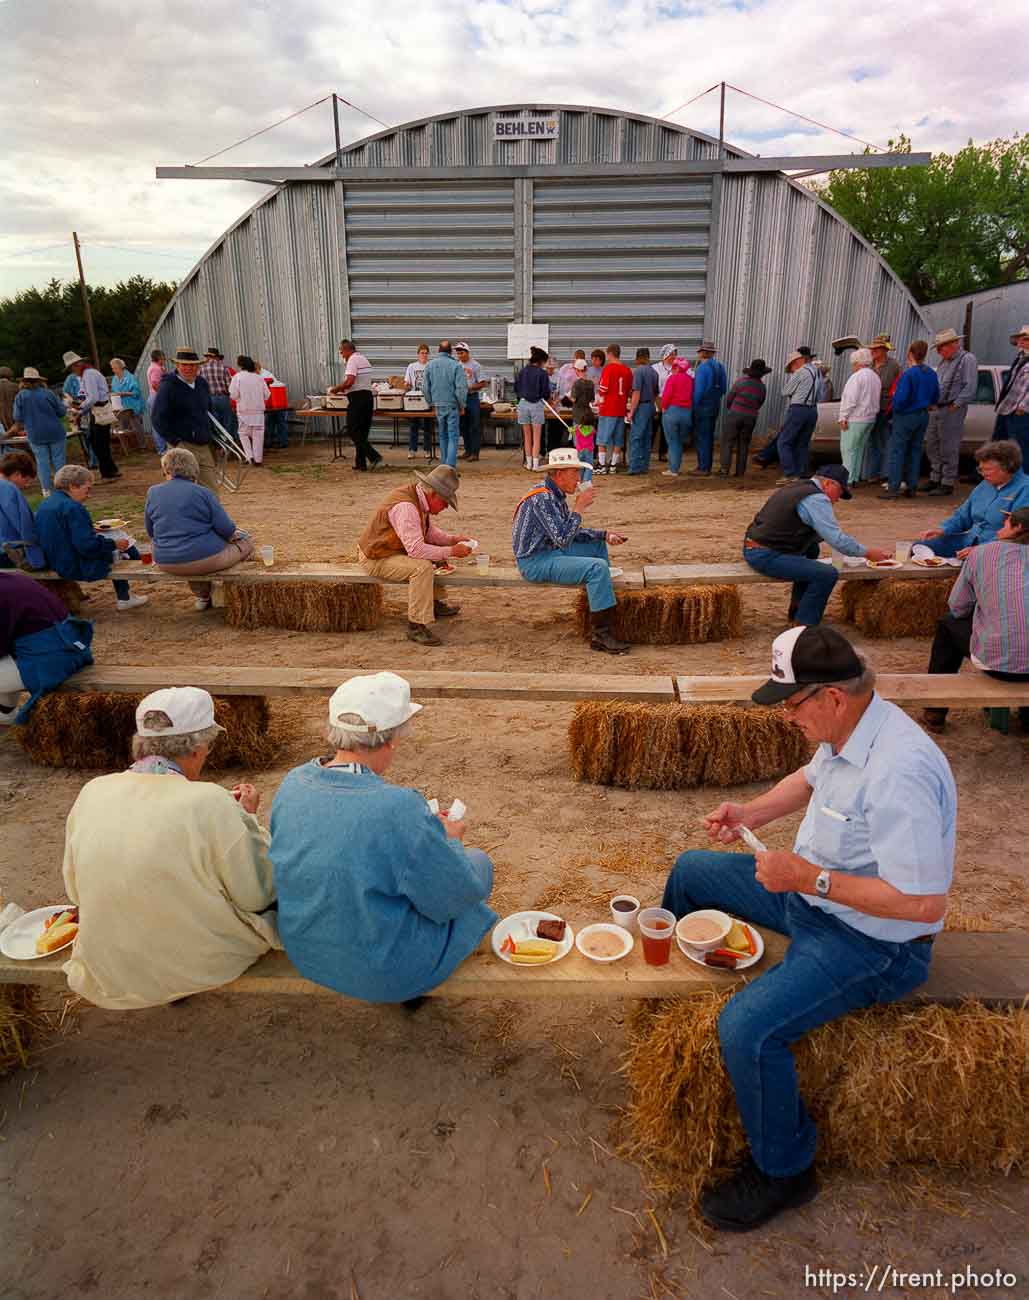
259, 545, 275, 568
609, 894, 640, 931
674, 909, 732, 954
637, 907, 676, 966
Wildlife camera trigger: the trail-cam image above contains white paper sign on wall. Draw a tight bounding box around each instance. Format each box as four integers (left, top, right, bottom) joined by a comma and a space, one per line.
507, 324, 550, 359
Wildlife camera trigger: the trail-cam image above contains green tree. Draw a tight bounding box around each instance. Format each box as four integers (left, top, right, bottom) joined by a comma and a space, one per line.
0, 275, 176, 382
814, 134, 1029, 303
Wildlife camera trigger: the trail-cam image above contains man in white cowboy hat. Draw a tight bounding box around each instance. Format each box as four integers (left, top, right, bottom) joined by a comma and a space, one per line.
512, 446, 630, 654
994, 325, 1029, 462
356, 464, 474, 646
860, 334, 901, 484
924, 328, 978, 497
690, 340, 727, 475
150, 347, 220, 494
63, 350, 120, 481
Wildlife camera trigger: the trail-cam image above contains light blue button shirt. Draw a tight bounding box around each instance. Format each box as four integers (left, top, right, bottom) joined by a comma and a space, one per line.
796, 483, 866, 557
794, 693, 956, 942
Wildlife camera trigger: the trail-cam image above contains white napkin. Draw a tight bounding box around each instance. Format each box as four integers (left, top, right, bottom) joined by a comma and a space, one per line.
0, 902, 26, 936
911, 544, 934, 560
449, 798, 467, 821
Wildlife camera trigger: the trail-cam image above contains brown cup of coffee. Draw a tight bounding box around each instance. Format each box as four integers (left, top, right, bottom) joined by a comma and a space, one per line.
609, 894, 641, 931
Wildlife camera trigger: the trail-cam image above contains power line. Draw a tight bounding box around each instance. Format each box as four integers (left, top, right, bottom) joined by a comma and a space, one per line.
661, 84, 720, 121
1, 241, 73, 261
86, 241, 200, 262
332, 90, 390, 131
191, 95, 333, 166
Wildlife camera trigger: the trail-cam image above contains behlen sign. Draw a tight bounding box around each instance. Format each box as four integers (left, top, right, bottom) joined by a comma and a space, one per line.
494, 117, 560, 141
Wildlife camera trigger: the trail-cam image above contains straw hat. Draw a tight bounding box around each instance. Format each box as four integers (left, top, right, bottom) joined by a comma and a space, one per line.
864, 333, 894, 351
1012, 326, 1029, 343
783, 350, 806, 371
540, 448, 584, 473
173, 348, 204, 365
932, 328, 962, 348
63, 351, 86, 369
413, 463, 460, 509
21, 366, 44, 381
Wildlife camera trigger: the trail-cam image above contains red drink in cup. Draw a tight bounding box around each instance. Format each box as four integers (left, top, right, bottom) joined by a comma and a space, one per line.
638, 907, 676, 966
140, 549, 153, 565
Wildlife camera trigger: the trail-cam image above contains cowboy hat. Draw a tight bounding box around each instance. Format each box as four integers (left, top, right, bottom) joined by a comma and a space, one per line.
1011, 326, 1029, 343
864, 333, 894, 350
204, 347, 223, 358
932, 328, 962, 348
173, 348, 205, 365
21, 366, 44, 381
698, 340, 718, 353
63, 351, 87, 369
783, 350, 807, 371
745, 359, 772, 378
540, 447, 584, 473
413, 463, 460, 509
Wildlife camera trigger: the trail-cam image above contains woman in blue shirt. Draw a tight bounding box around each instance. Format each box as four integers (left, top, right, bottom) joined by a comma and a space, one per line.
110, 358, 146, 450
515, 346, 551, 472
0, 451, 46, 569
11, 369, 68, 494
145, 446, 254, 611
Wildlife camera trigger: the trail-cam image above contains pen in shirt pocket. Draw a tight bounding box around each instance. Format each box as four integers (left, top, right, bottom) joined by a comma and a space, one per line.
820, 805, 850, 822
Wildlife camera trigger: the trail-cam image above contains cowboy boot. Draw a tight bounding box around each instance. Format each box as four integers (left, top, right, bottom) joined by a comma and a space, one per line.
589, 607, 630, 655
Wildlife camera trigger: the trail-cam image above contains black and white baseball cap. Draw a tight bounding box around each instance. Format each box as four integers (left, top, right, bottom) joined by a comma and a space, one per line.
751, 626, 865, 706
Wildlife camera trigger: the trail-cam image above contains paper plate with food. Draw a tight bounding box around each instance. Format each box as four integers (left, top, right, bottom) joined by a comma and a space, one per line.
865, 557, 903, 569
0, 905, 79, 961
912, 555, 948, 568
492, 911, 574, 966
95, 517, 129, 531
675, 911, 764, 972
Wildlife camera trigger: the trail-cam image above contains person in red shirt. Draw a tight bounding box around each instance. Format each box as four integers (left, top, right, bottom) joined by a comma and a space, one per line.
596, 344, 633, 474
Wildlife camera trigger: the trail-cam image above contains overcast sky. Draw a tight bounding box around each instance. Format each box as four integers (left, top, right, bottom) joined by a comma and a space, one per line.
2, 0, 1025, 299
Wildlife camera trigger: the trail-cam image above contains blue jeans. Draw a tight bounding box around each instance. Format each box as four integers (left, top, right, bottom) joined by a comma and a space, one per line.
886, 409, 929, 493
627, 401, 655, 473
662, 406, 692, 473
577, 447, 595, 483
28, 439, 67, 493
596, 415, 625, 448
994, 411, 1029, 465
692, 401, 720, 472
755, 431, 780, 468
436, 407, 461, 467
211, 394, 237, 442
779, 405, 818, 478
111, 544, 141, 602
147, 396, 168, 455
925, 530, 975, 559
517, 537, 614, 612
265, 408, 288, 449
861, 409, 890, 482
743, 540, 837, 625
662, 850, 933, 1177
460, 394, 481, 456
408, 418, 432, 454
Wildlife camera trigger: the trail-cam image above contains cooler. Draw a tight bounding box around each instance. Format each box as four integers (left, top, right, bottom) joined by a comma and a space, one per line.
267, 382, 288, 410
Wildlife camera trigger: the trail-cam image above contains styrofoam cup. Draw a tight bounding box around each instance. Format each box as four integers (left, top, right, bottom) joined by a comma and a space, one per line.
259, 545, 274, 567
609, 894, 641, 931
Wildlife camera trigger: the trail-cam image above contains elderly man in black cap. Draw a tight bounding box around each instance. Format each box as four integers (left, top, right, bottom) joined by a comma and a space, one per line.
663, 625, 956, 1231
742, 466, 890, 624
150, 348, 220, 494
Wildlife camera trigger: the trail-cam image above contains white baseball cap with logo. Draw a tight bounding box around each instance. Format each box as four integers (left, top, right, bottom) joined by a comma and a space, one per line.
135, 686, 224, 736
328, 672, 423, 734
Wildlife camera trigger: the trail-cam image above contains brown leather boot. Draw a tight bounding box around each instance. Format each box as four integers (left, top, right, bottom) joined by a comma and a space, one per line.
589, 607, 630, 655
407, 622, 442, 646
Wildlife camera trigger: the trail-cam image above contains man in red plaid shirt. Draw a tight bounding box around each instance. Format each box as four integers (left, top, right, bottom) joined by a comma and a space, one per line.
200, 348, 236, 441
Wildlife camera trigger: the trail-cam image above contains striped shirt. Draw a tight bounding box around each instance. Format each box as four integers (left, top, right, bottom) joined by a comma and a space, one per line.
511, 478, 605, 560
948, 540, 1029, 674
726, 374, 767, 416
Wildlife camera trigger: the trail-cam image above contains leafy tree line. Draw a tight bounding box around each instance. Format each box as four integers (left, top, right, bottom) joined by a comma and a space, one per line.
815, 134, 1029, 304
0, 276, 176, 381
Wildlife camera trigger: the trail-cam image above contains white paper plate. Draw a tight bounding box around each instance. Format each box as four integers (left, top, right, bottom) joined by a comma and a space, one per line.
865, 558, 903, 569
95, 517, 128, 531
492, 911, 574, 965
912, 557, 949, 569
0, 905, 76, 961
676, 918, 764, 973
608, 567, 623, 578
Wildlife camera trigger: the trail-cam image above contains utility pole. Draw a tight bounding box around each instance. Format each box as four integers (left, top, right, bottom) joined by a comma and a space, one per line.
72, 232, 100, 366
717, 81, 726, 159
332, 93, 343, 171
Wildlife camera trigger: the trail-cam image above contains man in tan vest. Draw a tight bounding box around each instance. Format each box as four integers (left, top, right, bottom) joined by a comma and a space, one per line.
357, 466, 473, 645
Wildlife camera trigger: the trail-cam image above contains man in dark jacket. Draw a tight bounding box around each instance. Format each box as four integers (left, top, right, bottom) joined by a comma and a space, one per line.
742, 466, 890, 625
151, 348, 219, 493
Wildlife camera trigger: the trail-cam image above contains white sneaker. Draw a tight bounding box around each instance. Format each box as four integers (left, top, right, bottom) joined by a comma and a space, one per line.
116, 594, 149, 611
194, 596, 212, 611
407, 451, 416, 460
661, 470, 680, 477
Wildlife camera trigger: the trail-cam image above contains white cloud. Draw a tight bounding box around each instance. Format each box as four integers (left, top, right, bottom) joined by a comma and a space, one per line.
1, 0, 1026, 296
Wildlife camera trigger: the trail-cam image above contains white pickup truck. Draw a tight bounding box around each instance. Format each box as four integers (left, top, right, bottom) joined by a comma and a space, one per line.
811, 365, 1008, 455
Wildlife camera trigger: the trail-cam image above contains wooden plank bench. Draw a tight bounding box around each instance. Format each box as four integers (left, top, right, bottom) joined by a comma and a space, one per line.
677, 673, 1029, 710
4, 932, 1024, 1007
644, 561, 957, 587
46, 666, 1029, 713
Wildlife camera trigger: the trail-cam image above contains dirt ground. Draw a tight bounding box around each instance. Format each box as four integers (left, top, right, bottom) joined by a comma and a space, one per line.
3, 437, 1027, 1300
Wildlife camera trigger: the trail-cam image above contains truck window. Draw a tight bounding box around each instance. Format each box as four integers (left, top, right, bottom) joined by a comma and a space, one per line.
973, 370, 996, 404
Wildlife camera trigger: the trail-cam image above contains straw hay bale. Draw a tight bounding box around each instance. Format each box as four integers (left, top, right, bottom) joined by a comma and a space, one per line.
17, 693, 279, 770
575, 586, 742, 645
224, 581, 383, 633
0, 985, 39, 1078
623, 991, 1028, 1213
569, 701, 810, 789
839, 578, 955, 638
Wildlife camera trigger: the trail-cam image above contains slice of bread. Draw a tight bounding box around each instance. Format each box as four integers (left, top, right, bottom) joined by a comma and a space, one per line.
36, 921, 78, 955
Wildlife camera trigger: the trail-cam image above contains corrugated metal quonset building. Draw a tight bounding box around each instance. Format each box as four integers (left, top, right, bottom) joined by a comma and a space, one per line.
141, 103, 932, 429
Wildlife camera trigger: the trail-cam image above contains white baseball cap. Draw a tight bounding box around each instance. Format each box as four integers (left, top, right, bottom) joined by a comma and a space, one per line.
328, 672, 423, 734
454, 341, 470, 352
573, 358, 587, 369
135, 687, 224, 736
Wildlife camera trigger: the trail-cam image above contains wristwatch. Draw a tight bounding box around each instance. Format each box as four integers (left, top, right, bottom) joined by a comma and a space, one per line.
815, 869, 832, 897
